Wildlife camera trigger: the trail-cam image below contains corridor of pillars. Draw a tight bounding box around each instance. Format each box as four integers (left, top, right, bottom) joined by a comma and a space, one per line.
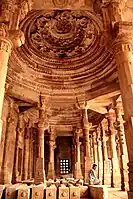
0, 96, 128, 191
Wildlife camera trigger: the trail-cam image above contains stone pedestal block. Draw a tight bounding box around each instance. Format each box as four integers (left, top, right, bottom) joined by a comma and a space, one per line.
34, 158, 45, 185
46, 185, 56, 199
18, 186, 30, 199
0, 185, 5, 199
89, 185, 108, 199
59, 185, 69, 199
5, 184, 21, 199
69, 185, 80, 199
32, 184, 46, 199
79, 185, 89, 198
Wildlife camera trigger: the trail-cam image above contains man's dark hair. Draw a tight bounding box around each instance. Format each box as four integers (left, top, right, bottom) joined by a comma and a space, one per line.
92, 163, 97, 168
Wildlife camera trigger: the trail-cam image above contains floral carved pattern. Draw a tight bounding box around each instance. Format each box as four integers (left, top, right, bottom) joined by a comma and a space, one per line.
30, 10, 95, 59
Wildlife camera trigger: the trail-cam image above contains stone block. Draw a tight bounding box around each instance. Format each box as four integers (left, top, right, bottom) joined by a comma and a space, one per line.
18, 185, 30, 199
5, 184, 21, 199
69, 185, 80, 199
32, 184, 46, 199
79, 185, 89, 198
59, 184, 69, 199
89, 185, 108, 199
0, 185, 5, 199
46, 185, 56, 199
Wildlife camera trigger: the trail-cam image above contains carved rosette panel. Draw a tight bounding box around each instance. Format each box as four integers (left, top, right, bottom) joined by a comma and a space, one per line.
28, 10, 95, 59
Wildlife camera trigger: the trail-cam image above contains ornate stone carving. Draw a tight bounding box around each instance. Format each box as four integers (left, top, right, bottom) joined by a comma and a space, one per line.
112, 22, 133, 54
52, 0, 69, 7
30, 10, 95, 59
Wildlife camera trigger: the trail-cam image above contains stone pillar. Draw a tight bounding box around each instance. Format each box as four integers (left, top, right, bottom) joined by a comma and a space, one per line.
47, 128, 56, 179
101, 119, 108, 161
112, 22, 133, 198
0, 23, 24, 143
82, 108, 92, 182
114, 98, 128, 190
28, 128, 33, 179
107, 109, 121, 187
12, 114, 25, 183
101, 119, 111, 185
89, 134, 93, 160
23, 126, 30, 180
92, 131, 98, 165
34, 127, 45, 184
96, 126, 103, 180
1, 99, 19, 184
35, 95, 49, 184
0, 24, 12, 143
73, 128, 83, 179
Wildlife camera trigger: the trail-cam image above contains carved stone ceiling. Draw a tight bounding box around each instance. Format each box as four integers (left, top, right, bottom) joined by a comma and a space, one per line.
6, 0, 133, 126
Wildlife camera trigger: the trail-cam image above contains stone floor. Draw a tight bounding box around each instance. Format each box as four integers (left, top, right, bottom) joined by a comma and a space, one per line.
108, 188, 128, 199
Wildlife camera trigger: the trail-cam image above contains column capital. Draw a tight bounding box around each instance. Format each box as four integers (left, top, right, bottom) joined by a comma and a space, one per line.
112, 22, 133, 54
0, 22, 25, 50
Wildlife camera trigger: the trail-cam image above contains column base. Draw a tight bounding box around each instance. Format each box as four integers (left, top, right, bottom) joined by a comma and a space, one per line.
34, 158, 46, 185
47, 162, 55, 180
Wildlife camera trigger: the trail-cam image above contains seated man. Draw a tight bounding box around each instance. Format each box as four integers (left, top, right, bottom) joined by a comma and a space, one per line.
88, 163, 100, 185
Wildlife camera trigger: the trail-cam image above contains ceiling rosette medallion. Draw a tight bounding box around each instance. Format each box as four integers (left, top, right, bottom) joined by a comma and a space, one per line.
20, 10, 104, 64
29, 10, 95, 59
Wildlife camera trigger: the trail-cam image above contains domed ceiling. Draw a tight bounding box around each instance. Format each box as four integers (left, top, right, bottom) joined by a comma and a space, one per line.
7, 9, 118, 104
7, 0, 133, 126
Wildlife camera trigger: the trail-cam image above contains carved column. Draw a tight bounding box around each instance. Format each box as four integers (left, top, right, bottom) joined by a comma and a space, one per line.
101, 118, 112, 185
114, 98, 128, 191
0, 23, 24, 143
82, 108, 92, 182
73, 128, 83, 179
12, 114, 25, 183
107, 109, 121, 188
92, 131, 98, 165
23, 126, 30, 180
0, 24, 12, 143
2, 99, 19, 184
112, 22, 133, 198
47, 128, 56, 179
101, 119, 108, 161
96, 126, 103, 180
35, 97, 48, 184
